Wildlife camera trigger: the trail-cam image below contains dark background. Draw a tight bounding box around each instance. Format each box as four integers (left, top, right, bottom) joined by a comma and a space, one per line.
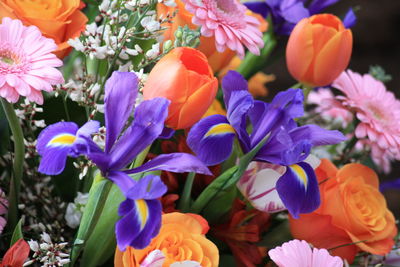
263, 0, 400, 215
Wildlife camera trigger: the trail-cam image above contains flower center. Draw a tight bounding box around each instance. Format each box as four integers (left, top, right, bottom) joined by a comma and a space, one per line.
367, 103, 387, 122
0, 50, 19, 65
216, 0, 237, 14
0, 56, 14, 65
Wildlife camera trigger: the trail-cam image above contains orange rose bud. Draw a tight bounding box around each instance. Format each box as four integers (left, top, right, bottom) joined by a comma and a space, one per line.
289, 159, 397, 263
143, 47, 218, 130
0, 239, 30, 267
286, 14, 353, 87
0, 0, 88, 58
114, 212, 219, 267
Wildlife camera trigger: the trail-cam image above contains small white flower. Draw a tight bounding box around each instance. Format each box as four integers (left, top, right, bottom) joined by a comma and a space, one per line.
33, 120, 46, 128
141, 16, 161, 32
85, 23, 98, 36
68, 38, 85, 52
158, 0, 176, 7
28, 240, 39, 252
145, 43, 160, 59
65, 192, 89, 229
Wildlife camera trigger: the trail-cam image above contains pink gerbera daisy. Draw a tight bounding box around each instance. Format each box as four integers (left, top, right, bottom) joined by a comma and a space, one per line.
268, 239, 343, 267
332, 70, 400, 164
182, 0, 264, 58
0, 17, 64, 104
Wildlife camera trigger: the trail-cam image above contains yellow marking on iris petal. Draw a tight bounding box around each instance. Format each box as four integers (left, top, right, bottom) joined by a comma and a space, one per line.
135, 199, 149, 230
290, 164, 308, 188
48, 134, 76, 146
205, 123, 235, 137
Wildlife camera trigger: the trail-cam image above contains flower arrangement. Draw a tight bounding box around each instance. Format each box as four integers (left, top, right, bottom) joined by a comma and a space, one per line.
0, 1, 398, 267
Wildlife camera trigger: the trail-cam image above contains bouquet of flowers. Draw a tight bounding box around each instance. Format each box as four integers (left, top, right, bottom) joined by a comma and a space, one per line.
0, 0, 399, 266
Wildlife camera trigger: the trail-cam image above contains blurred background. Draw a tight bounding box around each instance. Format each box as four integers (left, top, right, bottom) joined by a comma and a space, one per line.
263, 0, 400, 215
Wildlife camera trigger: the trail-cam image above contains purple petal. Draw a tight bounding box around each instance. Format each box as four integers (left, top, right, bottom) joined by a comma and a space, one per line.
126, 175, 167, 200
308, 0, 339, 14
290, 125, 346, 146
159, 127, 175, 139
115, 199, 162, 250
38, 147, 71, 175
270, 88, 304, 119
244, 2, 270, 17
104, 72, 138, 153
281, 1, 309, 23
108, 171, 136, 195
127, 200, 162, 249
76, 120, 100, 137
125, 153, 212, 176
222, 71, 251, 111
36, 122, 78, 155
276, 162, 320, 218
187, 115, 235, 166
343, 7, 357, 28
115, 199, 141, 251
380, 178, 400, 192
109, 98, 169, 170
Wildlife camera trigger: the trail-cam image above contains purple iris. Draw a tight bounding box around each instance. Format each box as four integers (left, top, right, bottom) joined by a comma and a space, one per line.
245, 0, 356, 35
37, 71, 211, 251
187, 70, 346, 218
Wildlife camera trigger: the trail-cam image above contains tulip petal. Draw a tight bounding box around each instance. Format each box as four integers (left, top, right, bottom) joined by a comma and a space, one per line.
125, 153, 212, 176
314, 29, 352, 86
109, 98, 169, 170
104, 72, 138, 153
286, 18, 314, 82
187, 115, 236, 165
276, 162, 320, 218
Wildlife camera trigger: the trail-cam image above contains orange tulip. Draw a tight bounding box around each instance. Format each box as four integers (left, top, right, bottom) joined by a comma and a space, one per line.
0, 239, 30, 267
286, 14, 353, 87
142, 47, 218, 130
289, 159, 397, 263
0, 0, 88, 58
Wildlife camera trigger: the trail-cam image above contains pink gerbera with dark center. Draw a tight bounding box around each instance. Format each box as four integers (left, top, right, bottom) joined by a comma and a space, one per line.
182, 0, 264, 58
332, 70, 400, 163
0, 17, 64, 104
268, 239, 343, 267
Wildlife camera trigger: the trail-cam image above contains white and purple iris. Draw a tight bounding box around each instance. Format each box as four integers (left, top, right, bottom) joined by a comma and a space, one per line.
187, 71, 346, 218
37, 71, 211, 251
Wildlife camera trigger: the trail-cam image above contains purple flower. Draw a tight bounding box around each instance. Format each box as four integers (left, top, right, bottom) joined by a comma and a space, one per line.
187, 71, 345, 217
245, 0, 356, 35
37, 71, 211, 250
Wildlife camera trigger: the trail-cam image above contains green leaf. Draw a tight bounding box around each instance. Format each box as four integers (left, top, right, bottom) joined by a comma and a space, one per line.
81, 184, 124, 267
69, 174, 113, 266
10, 218, 23, 246
190, 135, 268, 215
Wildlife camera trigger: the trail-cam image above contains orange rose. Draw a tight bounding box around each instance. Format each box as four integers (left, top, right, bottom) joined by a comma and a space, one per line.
157, 0, 267, 73
289, 159, 397, 263
114, 212, 219, 267
142, 47, 218, 130
286, 14, 352, 87
0, 0, 87, 58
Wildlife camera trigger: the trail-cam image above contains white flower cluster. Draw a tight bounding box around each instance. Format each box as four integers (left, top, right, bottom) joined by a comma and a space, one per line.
24, 233, 70, 267
15, 99, 46, 129
65, 192, 89, 229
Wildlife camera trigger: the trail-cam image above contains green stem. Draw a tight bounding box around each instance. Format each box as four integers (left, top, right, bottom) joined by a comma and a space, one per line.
0, 98, 25, 231
302, 84, 314, 101
178, 172, 195, 212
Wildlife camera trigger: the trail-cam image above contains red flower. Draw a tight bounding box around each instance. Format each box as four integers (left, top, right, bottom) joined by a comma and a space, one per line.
212, 199, 270, 267
0, 239, 30, 267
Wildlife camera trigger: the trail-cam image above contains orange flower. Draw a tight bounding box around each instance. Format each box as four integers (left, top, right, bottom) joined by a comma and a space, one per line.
0, 0, 87, 58
0, 239, 30, 267
289, 159, 397, 263
212, 199, 270, 267
114, 212, 219, 267
286, 14, 352, 87
157, 1, 267, 73
142, 47, 218, 129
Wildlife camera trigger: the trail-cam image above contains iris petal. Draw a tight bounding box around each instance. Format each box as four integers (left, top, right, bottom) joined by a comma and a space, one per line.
276, 162, 320, 218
